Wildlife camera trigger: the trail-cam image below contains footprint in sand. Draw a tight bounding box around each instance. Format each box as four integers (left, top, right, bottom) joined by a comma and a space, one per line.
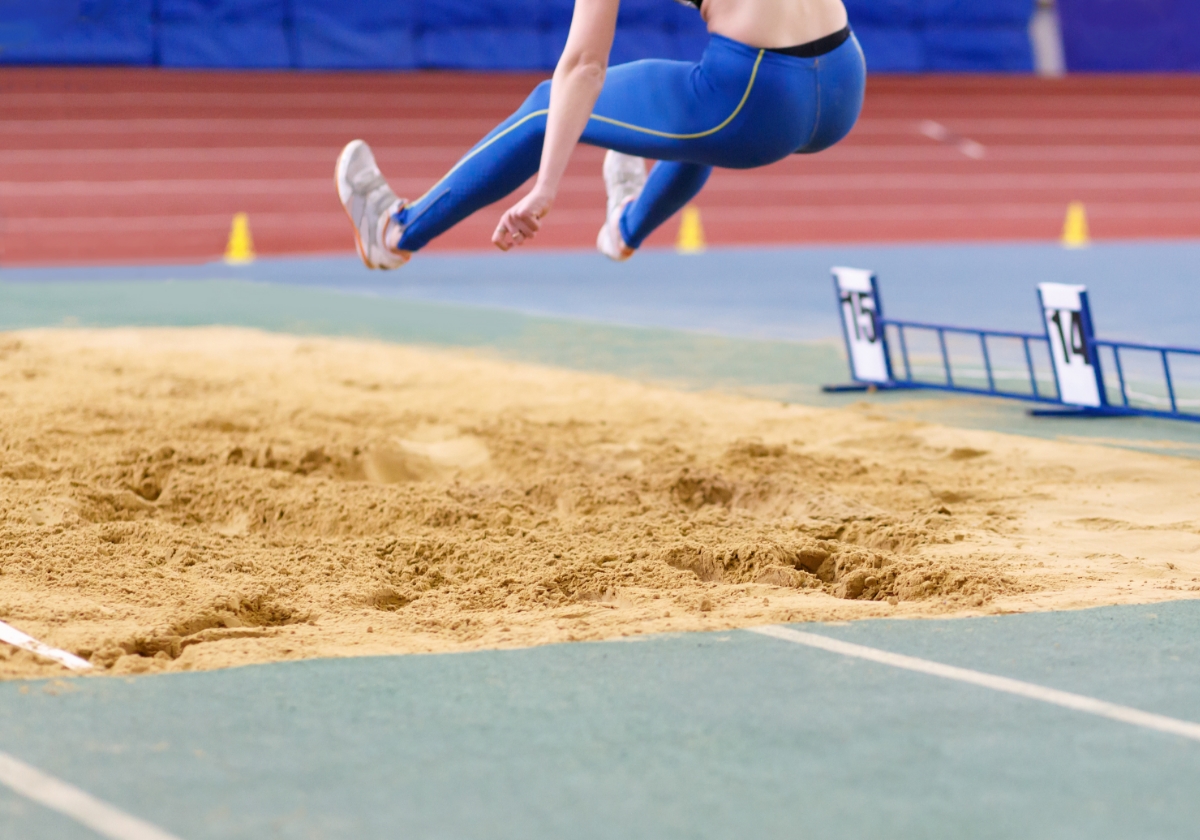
364, 435, 491, 483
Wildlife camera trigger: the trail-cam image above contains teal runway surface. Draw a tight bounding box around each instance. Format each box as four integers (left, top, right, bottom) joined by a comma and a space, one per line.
2, 240, 1199, 837
1, 601, 1198, 839
7, 240, 1200, 345
4, 242, 1200, 456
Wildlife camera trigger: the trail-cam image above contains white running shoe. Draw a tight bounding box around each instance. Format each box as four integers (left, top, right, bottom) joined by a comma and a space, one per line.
596, 150, 645, 262
335, 139, 409, 270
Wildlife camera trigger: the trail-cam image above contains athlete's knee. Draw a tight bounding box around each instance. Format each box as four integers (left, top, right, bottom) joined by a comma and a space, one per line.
658, 160, 711, 191
519, 80, 553, 113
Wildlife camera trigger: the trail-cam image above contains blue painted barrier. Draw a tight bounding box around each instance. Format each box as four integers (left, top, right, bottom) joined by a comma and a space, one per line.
0, 0, 1034, 71
1058, 0, 1200, 72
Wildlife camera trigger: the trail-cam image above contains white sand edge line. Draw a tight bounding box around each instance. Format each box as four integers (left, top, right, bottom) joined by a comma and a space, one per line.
0, 751, 184, 840
748, 625, 1200, 743
0, 620, 92, 671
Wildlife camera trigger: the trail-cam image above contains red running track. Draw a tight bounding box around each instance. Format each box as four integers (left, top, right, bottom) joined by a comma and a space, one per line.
1, 69, 1198, 265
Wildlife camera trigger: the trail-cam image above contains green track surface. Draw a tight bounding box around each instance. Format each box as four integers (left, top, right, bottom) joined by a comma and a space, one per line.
1, 601, 1197, 839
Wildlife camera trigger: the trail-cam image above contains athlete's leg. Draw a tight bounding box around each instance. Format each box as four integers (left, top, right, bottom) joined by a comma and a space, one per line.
395, 82, 553, 252
605, 34, 867, 251
619, 160, 711, 249
396, 45, 767, 253
577, 41, 813, 168
393, 34, 864, 255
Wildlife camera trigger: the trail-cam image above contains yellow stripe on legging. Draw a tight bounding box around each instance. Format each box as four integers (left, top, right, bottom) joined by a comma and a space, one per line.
408, 50, 764, 208
590, 50, 764, 139
409, 109, 549, 207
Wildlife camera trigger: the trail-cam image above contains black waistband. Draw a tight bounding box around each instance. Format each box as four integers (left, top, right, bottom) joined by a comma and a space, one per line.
766, 25, 851, 59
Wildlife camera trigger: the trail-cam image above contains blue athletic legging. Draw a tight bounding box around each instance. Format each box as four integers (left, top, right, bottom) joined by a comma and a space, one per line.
395, 32, 866, 252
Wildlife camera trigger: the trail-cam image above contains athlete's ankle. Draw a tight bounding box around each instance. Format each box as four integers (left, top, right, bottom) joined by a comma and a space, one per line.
384, 216, 408, 256
597, 197, 636, 262
616, 198, 637, 257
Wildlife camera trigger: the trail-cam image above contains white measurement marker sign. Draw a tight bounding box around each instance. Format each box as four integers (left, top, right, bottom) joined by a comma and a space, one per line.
833, 266, 890, 384
1038, 282, 1103, 408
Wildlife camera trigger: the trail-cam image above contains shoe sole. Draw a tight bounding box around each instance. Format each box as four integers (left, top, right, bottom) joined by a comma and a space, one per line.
335, 140, 376, 270
602, 151, 647, 218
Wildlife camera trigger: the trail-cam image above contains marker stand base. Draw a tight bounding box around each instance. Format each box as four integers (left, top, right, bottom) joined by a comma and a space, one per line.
821, 382, 920, 394
1027, 406, 1134, 419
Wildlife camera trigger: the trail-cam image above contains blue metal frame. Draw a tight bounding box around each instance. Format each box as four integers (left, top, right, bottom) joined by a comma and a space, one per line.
1076, 289, 1108, 406
1090, 339, 1200, 421
871, 320, 1062, 406
824, 285, 1200, 424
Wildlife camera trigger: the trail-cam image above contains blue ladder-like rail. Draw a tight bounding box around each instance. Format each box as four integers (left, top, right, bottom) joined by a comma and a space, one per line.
826, 320, 1200, 424
879, 319, 1061, 406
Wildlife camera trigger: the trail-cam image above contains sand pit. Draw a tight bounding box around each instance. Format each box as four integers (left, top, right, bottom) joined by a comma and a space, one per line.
0, 326, 1197, 679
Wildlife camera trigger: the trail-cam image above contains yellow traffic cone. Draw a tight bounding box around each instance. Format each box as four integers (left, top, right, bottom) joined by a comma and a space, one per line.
676, 204, 706, 254
1061, 201, 1089, 249
224, 212, 255, 264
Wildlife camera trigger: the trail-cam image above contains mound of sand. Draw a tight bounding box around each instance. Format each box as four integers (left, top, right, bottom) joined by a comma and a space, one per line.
0, 327, 1197, 679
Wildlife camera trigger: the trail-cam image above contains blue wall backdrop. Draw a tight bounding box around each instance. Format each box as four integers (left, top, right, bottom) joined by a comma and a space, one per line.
0, 0, 1036, 72
1058, 0, 1200, 72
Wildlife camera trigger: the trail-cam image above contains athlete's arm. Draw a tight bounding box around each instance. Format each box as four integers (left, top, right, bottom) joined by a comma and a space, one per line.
492, 0, 619, 251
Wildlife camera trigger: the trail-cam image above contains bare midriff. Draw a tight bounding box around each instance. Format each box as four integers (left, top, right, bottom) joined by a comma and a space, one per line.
700, 0, 849, 50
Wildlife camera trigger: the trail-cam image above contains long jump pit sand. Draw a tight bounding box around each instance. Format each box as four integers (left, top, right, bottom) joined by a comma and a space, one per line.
0, 326, 1198, 678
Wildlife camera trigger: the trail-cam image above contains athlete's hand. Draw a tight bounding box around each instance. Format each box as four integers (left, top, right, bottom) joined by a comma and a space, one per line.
493, 189, 554, 251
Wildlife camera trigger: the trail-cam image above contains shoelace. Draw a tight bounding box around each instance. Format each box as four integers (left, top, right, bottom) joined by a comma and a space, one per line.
351, 165, 386, 192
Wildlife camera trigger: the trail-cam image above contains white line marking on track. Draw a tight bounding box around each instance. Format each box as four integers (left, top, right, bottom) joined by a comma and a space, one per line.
0, 752, 183, 840
919, 120, 986, 159
0, 620, 91, 671
748, 625, 1200, 743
